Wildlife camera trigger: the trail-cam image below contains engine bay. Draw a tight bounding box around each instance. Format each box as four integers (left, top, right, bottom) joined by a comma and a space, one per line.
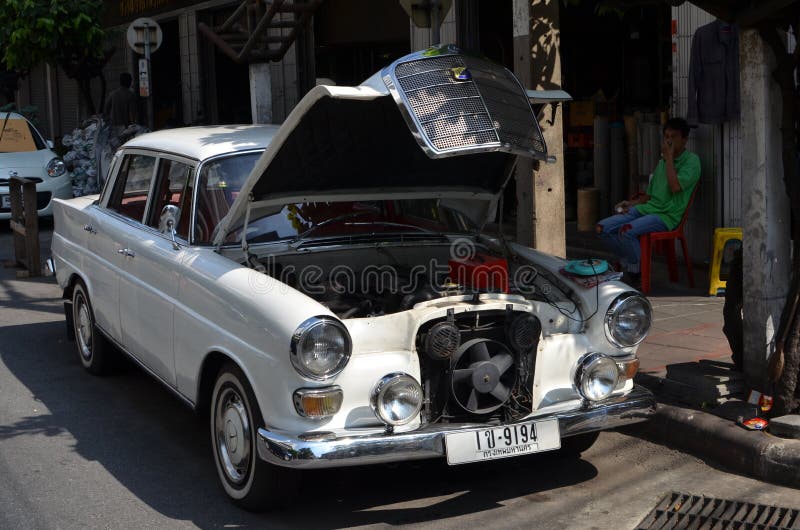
243, 240, 561, 424
248, 239, 567, 319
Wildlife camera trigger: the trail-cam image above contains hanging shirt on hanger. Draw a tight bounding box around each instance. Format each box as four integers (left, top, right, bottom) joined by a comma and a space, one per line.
687, 19, 741, 125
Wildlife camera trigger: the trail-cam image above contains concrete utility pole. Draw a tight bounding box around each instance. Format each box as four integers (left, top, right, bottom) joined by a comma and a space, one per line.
739, 28, 791, 390
512, 0, 566, 257
249, 62, 272, 124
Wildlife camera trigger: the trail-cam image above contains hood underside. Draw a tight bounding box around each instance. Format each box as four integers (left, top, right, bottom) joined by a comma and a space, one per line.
213, 46, 549, 246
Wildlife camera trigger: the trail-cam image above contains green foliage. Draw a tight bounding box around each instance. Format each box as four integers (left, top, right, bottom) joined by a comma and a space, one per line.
0, 0, 106, 74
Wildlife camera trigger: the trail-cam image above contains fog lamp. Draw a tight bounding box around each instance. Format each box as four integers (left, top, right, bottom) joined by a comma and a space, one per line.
293, 387, 343, 419
575, 353, 620, 402
370, 373, 423, 426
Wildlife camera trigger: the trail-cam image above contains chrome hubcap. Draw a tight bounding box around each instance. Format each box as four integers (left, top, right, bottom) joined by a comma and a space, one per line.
215, 387, 251, 484
75, 296, 92, 360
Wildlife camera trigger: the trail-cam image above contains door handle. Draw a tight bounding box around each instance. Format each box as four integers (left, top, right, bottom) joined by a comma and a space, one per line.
83, 224, 97, 234
117, 248, 135, 258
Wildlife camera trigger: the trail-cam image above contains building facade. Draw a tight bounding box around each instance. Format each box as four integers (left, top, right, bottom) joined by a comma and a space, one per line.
13, 0, 745, 267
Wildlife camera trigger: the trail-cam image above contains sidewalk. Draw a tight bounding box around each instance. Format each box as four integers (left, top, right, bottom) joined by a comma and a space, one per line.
629, 292, 800, 489
566, 221, 800, 489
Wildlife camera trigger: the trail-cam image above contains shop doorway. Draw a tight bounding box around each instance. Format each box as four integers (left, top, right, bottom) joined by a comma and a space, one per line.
198, 5, 252, 125
149, 18, 182, 129
313, 0, 410, 86
212, 48, 252, 124
560, 4, 672, 221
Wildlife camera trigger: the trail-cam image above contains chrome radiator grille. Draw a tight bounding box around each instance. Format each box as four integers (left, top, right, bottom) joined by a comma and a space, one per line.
391, 54, 547, 158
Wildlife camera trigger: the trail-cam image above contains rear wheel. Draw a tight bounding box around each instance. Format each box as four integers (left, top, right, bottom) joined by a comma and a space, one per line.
210, 362, 299, 511
72, 281, 113, 375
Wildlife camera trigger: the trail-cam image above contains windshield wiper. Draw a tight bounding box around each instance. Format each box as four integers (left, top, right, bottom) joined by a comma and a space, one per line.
0, 113, 11, 145
289, 211, 374, 246
343, 221, 435, 233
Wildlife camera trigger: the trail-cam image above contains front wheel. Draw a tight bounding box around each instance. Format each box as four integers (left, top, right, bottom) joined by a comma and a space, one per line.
210, 363, 299, 511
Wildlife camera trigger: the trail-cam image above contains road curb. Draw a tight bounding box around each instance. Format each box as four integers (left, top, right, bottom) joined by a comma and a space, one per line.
623, 403, 800, 488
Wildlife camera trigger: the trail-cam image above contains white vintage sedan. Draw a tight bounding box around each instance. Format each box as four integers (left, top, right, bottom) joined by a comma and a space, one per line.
0, 112, 71, 219
52, 46, 655, 510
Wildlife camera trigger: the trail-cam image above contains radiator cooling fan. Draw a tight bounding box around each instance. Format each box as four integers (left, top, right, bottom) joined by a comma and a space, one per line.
449, 338, 517, 414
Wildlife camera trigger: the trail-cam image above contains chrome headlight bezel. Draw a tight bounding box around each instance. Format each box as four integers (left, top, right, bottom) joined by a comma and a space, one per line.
46, 157, 66, 177
370, 372, 423, 427
604, 292, 652, 348
574, 352, 620, 402
290, 316, 352, 381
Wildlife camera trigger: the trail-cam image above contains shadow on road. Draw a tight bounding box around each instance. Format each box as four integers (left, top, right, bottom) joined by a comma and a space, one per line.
0, 320, 599, 527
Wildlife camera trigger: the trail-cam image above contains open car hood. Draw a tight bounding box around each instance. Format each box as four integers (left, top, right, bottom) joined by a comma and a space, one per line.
213, 45, 551, 246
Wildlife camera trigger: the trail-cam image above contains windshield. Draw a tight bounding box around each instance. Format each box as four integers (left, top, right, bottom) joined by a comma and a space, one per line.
194, 152, 479, 245
0, 118, 46, 153
235, 199, 475, 245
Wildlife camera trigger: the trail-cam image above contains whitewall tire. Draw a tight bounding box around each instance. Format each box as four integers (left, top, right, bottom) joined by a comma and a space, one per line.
210, 362, 299, 511
72, 281, 112, 375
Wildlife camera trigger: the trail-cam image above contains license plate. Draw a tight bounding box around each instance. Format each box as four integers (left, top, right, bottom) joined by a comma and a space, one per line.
445, 418, 560, 465
1, 195, 9, 208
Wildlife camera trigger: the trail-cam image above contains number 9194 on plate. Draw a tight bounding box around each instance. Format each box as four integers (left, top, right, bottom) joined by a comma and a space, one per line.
444, 418, 561, 465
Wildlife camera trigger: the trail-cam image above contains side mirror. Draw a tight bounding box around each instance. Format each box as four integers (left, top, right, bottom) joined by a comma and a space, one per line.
159, 204, 181, 250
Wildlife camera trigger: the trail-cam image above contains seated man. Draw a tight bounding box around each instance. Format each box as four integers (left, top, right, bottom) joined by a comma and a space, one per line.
596, 117, 701, 285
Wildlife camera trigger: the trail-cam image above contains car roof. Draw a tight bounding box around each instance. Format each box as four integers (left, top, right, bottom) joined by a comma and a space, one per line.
0, 111, 26, 119
0, 112, 36, 129
122, 124, 280, 161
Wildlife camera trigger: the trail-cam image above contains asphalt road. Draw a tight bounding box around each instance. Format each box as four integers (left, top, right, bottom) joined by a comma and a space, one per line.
1, 226, 799, 529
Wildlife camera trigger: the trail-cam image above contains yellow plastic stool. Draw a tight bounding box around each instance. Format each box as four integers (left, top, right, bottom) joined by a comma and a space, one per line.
708, 227, 742, 296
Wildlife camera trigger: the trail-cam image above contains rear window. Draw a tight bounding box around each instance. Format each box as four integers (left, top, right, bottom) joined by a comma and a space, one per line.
0, 118, 45, 153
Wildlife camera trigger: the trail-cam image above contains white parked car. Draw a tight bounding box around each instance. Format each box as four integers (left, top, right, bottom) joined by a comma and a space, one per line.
51, 47, 655, 510
0, 112, 71, 219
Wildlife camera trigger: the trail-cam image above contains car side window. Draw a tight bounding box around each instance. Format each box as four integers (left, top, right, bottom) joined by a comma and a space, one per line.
147, 158, 193, 240
107, 154, 157, 223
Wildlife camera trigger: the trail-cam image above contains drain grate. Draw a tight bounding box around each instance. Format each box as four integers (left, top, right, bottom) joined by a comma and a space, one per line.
637, 492, 800, 529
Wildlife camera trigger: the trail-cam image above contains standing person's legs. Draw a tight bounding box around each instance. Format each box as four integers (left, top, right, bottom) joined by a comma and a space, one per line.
616, 214, 668, 273
596, 210, 642, 270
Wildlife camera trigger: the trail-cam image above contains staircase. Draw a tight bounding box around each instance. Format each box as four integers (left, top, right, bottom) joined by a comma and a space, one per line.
198, 0, 322, 63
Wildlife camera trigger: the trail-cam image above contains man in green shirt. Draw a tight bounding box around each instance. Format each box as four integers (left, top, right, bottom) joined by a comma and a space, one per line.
596, 118, 701, 284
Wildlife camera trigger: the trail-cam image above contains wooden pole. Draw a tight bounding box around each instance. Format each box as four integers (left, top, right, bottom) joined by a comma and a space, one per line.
8, 177, 40, 277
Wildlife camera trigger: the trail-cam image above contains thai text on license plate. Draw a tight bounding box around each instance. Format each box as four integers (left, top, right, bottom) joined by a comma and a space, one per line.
445, 418, 560, 465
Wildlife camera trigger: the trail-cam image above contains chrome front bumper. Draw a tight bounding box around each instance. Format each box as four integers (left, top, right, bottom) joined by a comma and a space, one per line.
257, 385, 656, 469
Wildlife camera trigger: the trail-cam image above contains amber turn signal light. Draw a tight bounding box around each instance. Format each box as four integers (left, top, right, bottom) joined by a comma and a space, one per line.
293, 387, 343, 419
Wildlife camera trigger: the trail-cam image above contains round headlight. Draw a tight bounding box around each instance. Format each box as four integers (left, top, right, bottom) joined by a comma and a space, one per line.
605, 293, 652, 347
290, 316, 352, 380
575, 353, 619, 401
46, 158, 66, 177
370, 373, 423, 426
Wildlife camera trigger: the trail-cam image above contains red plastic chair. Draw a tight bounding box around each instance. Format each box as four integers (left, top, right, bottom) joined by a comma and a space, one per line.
638, 188, 697, 294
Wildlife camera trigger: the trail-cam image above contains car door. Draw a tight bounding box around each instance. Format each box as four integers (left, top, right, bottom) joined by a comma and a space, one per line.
82, 152, 140, 342
117, 155, 195, 386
